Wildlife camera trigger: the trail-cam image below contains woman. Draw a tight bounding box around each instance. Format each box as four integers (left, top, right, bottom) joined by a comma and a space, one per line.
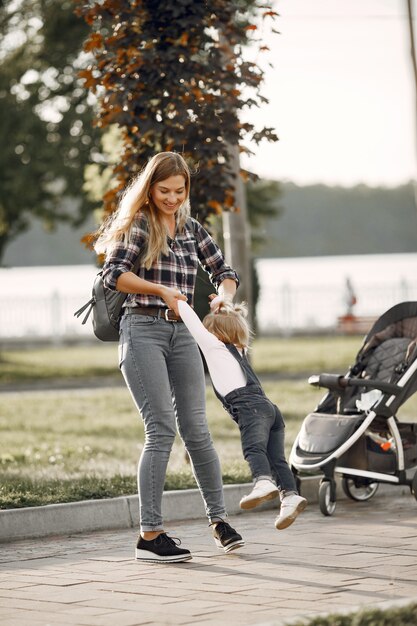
97, 152, 244, 563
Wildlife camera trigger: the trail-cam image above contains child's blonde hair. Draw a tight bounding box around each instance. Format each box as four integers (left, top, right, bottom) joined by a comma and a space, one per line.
203, 301, 251, 349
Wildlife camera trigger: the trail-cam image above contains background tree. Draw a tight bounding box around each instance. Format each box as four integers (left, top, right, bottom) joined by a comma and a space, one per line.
247, 178, 282, 252
0, 0, 100, 262
75, 0, 278, 246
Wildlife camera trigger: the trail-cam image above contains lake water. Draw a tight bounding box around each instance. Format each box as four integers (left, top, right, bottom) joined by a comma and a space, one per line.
0, 252, 416, 338
256, 252, 417, 332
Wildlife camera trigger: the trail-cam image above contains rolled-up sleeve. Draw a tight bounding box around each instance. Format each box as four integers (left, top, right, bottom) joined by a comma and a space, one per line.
193, 219, 239, 289
101, 218, 148, 291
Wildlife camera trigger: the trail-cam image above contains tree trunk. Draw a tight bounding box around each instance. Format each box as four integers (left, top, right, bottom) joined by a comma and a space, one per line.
222, 145, 253, 325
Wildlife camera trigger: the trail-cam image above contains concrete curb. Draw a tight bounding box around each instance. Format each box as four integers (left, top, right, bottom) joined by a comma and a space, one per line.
0, 478, 411, 543
0, 483, 257, 543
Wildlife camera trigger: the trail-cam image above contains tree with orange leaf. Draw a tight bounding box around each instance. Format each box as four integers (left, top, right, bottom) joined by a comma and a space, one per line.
75, 0, 278, 228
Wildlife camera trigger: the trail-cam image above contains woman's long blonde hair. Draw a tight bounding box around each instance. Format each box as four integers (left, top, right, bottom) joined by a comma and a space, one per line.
94, 152, 191, 268
203, 301, 251, 350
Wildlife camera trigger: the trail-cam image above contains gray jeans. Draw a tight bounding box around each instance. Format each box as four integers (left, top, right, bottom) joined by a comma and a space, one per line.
119, 313, 226, 532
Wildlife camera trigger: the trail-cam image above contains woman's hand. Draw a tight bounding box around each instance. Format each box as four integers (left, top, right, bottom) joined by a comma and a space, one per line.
160, 286, 187, 315
209, 279, 237, 311
208, 293, 232, 312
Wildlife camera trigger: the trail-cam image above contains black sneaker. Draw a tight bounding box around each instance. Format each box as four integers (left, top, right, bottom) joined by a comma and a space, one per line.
135, 533, 192, 563
212, 520, 245, 553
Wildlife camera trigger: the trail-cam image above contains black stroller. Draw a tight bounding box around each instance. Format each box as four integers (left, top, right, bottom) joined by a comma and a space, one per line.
289, 301, 417, 516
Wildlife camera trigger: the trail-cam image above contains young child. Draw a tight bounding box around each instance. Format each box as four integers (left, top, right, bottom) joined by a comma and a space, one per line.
177, 298, 307, 530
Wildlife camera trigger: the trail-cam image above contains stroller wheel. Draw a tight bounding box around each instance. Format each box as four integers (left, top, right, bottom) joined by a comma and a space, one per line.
342, 477, 379, 502
318, 480, 336, 516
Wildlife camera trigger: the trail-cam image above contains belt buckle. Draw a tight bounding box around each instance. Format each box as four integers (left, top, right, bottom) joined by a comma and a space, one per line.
164, 309, 177, 322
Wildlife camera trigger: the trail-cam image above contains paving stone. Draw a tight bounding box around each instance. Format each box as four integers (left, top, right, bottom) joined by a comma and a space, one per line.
1, 496, 417, 625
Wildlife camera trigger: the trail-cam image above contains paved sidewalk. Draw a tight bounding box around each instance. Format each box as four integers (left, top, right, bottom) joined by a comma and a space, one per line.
1, 493, 416, 626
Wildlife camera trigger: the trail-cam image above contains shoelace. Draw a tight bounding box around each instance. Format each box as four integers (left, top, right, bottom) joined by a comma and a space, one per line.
212, 521, 232, 539
155, 533, 181, 547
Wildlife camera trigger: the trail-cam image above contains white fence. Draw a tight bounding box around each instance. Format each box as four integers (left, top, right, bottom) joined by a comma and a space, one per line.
0, 293, 94, 343
257, 279, 417, 335
1, 280, 416, 343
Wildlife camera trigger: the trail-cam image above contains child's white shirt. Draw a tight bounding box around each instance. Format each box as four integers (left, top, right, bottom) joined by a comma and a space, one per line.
178, 300, 246, 396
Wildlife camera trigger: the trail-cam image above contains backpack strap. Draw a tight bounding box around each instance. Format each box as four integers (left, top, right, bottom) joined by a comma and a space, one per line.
74, 297, 95, 324
74, 247, 144, 325
108, 249, 143, 324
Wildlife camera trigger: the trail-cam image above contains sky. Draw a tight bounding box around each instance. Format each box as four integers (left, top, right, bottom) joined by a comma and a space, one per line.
241, 0, 417, 187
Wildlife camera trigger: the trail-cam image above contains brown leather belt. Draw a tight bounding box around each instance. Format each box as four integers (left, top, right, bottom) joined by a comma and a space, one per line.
124, 306, 182, 322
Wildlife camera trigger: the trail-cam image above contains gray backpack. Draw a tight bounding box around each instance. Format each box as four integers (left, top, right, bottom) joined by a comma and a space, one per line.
74, 254, 142, 341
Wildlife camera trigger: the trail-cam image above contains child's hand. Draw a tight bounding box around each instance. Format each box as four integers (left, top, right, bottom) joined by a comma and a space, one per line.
209, 294, 230, 312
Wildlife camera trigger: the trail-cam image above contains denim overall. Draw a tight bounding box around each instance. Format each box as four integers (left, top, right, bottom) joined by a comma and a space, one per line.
214, 344, 297, 491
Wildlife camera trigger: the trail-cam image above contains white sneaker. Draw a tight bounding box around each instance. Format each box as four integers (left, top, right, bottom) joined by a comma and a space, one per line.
275, 494, 307, 530
239, 479, 279, 510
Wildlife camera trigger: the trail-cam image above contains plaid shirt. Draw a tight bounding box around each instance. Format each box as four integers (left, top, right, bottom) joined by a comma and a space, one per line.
102, 214, 239, 308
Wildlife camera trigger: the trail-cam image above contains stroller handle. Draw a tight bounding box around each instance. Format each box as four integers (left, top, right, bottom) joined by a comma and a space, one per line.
345, 377, 400, 395
308, 373, 400, 396
308, 373, 344, 389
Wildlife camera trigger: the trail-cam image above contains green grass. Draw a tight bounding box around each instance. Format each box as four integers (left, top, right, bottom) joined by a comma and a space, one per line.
294, 602, 417, 625
2, 377, 416, 509
0, 380, 319, 508
0, 334, 360, 385
1, 335, 416, 509
0, 344, 120, 384
251, 335, 359, 375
